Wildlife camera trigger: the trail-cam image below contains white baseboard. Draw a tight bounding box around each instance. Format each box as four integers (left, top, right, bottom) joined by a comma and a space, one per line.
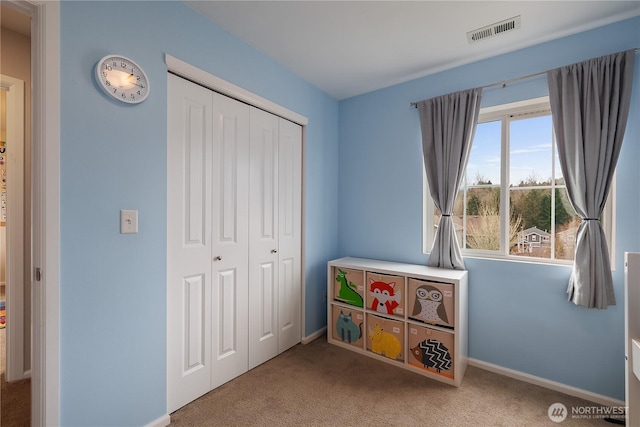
301, 327, 326, 344
469, 358, 625, 408
145, 414, 170, 427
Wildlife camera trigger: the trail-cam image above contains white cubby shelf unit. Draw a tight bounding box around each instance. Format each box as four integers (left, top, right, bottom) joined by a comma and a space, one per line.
327, 257, 468, 386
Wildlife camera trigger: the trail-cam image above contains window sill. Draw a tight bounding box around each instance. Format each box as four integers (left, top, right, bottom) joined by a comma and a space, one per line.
462, 252, 574, 267
423, 249, 574, 268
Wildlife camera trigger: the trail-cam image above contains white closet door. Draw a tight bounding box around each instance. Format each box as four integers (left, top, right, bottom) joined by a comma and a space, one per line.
277, 118, 302, 353
167, 74, 214, 413
168, 72, 302, 413
210, 91, 251, 389
248, 108, 280, 369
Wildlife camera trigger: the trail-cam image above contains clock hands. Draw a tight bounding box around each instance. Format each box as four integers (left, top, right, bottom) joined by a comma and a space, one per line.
128, 80, 145, 89
125, 73, 145, 89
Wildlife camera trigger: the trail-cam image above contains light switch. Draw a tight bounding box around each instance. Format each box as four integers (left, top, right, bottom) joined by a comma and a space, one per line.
120, 210, 138, 234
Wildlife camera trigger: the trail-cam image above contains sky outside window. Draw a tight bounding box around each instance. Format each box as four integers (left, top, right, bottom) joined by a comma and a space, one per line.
466, 120, 500, 185
510, 115, 556, 185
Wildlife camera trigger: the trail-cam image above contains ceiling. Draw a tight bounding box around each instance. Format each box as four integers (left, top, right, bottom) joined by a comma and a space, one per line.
187, 1, 640, 100
1, 2, 638, 100
0, 4, 30, 37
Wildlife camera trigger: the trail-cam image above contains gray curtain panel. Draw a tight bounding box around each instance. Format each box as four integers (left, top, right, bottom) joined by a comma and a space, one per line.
547, 50, 635, 308
417, 88, 483, 270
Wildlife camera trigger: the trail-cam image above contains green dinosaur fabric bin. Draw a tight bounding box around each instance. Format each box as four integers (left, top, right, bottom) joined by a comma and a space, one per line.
332, 267, 365, 308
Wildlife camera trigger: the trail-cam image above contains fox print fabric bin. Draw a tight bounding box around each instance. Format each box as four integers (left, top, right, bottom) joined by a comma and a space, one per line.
407, 278, 455, 328
365, 272, 405, 317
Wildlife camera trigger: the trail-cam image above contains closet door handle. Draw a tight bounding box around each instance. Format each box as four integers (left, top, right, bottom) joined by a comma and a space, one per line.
213, 256, 222, 261
271, 249, 278, 254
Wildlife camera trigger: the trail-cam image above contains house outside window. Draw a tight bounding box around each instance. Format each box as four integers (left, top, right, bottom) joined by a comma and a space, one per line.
423, 96, 615, 265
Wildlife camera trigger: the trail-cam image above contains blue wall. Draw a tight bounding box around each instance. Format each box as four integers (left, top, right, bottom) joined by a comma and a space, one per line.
60, 2, 338, 425
59, 1, 639, 424
338, 17, 640, 401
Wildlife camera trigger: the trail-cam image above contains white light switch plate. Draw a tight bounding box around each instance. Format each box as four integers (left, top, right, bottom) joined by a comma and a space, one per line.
120, 210, 138, 234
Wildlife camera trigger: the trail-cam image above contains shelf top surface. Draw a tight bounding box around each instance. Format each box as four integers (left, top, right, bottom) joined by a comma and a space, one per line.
329, 257, 468, 282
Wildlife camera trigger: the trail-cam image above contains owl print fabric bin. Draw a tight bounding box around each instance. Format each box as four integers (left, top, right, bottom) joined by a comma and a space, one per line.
407, 278, 455, 328
331, 305, 365, 348
365, 272, 405, 317
366, 314, 405, 362
408, 324, 455, 380
332, 267, 365, 308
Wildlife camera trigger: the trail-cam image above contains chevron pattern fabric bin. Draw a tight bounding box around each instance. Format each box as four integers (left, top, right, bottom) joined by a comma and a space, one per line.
408, 323, 455, 380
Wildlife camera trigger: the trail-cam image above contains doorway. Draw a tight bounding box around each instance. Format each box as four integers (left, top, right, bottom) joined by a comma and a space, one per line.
1, 1, 60, 425
1, 4, 32, 425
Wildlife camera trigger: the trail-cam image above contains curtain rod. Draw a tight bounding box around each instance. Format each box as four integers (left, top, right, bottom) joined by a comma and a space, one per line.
410, 47, 640, 108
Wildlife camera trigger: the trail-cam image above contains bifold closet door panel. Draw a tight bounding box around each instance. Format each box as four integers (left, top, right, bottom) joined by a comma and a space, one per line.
248, 107, 280, 370
277, 117, 302, 354
167, 74, 214, 413
168, 73, 303, 412
210, 90, 251, 389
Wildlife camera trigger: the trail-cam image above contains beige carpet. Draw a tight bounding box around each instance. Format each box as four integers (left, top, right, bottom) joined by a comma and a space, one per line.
170, 336, 622, 426
0, 330, 624, 426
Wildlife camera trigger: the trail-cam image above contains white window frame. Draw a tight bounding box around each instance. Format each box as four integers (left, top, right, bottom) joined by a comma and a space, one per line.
423, 96, 616, 267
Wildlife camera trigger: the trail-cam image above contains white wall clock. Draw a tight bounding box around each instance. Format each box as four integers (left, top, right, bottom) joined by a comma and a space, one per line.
95, 55, 150, 104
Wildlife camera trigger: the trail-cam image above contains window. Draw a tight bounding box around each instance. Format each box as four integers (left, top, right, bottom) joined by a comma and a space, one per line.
423, 97, 615, 265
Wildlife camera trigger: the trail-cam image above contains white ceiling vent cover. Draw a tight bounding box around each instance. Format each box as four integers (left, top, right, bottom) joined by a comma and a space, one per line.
467, 16, 521, 44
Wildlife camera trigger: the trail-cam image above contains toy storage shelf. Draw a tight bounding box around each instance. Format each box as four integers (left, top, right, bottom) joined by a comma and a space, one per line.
327, 257, 468, 386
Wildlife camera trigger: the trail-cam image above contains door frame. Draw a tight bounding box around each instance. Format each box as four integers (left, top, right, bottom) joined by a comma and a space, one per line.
32, 1, 60, 424
165, 55, 308, 127
1, 73, 26, 382
7, 0, 61, 425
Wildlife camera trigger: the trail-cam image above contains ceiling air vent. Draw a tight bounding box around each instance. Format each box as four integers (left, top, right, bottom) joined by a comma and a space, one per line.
467, 16, 521, 44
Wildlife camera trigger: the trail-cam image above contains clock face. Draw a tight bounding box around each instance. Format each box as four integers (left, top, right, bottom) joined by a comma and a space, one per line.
95, 55, 150, 104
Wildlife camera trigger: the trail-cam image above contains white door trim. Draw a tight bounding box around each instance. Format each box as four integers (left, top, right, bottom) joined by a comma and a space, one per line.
165, 54, 309, 126
22, 0, 61, 425
1, 74, 26, 382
